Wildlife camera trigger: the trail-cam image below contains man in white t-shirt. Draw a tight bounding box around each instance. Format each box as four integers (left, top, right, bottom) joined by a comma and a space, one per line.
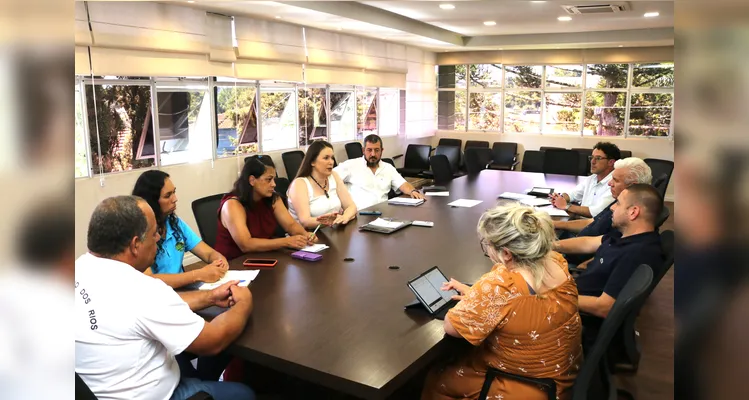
334, 134, 426, 210
75, 196, 255, 400
549, 142, 620, 217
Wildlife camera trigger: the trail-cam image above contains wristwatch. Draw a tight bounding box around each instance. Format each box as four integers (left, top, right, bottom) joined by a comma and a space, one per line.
565, 203, 572, 211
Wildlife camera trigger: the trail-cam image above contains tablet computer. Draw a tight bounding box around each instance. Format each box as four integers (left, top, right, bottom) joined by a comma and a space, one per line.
528, 187, 554, 198
406, 266, 459, 319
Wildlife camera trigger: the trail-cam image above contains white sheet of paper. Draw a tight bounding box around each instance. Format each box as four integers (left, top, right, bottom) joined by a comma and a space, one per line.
447, 199, 483, 208
519, 197, 553, 207
498, 192, 535, 200
425, 191, 449, 197
388, 197, 425, 205
368, 218, 404, 229
535, 206, 570, 217
301, 244, 329, 253
198, 270, 260, 290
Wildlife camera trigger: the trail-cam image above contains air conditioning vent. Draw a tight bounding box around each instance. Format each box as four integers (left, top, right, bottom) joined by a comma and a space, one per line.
562, 2, 630, 14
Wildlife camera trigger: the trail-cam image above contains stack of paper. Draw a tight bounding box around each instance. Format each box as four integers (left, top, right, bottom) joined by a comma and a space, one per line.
498, 192, 535, 200
518, 197, 552, 207
425, 191, 449, 197
301, 243, 329, 253
369, 218, 406, 229
388, 197, 425, 206
535, 206, 570, 217
199, 270, 260, 291
447, 199, 483, 208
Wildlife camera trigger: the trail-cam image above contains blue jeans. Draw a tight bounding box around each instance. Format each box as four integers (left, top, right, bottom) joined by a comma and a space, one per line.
170, 376, 255, 400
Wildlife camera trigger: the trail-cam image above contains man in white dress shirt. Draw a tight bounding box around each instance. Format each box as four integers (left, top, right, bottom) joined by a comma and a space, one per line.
75, 196, 255, 400
334, 134, 425, 210
550, 142, 620, 217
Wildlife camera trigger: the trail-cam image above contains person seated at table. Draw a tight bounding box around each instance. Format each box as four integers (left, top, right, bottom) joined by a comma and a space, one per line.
132, 170, 229, 290
75, 196, 255, 400
288, 140, 357, 228
549, 142, 620, 218
554, 157, 652, 239
422, 204, 582, 400
215, 156, 316, 261
555, 184, 664, 318
334, 134, 425, 210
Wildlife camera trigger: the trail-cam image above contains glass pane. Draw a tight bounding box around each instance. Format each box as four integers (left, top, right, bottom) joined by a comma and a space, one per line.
586, 64, 628, 89
329, 90, 356, 142
157, 90, 212, 166
260, 90, 297, 152
505, 66, 543, 89
356, 88, 377, 140
545, 65, 583, 89
629, 93, 673, 136
438, 65, 466, 89
632, 62, 674, 88
298, 88, 327, 147
85, 84, 155, 174
468, 92, 502, 131
504, 91, 541, 133
214, 86, 258, 158
75, 86, 88, 177
544, 93, 582, 134
584, 92, 626, 136
379, 89, 399, 137
469, 64, 503, 88
454, 90, 466, 131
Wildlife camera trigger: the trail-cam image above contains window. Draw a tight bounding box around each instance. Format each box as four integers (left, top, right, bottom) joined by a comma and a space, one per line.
505, 66, 543, 89
504, 91, 541, 133
75, 84, 88, 177
632, 62, 674, 88
628, 93, 673, 136
260, 88, 297, 152
214, 85, 258, 157
156, 82, 212, 166
378, 88, 399, 137
329, 89, 356, 143
356, 88, 377, 140
298, 87, 327, 147
586, 64, 628, 89
85, 81, 155, 174
584, 91, 626, 136
469, 64, 503, 88
469, 92, 502, 131
546, 65, 583, 89
544, 93, 582, 134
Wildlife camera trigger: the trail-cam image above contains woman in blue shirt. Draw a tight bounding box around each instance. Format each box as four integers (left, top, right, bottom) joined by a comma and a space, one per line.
133, 170, 229, 289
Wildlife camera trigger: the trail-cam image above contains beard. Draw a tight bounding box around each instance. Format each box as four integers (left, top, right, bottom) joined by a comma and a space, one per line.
366, 157, 380, 168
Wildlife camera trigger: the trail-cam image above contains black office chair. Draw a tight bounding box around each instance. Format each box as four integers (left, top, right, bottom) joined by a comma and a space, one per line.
76, 373, 213, 400
191, 193, 226, 248
430, 155, 454, 185
345, 142, 363, 160
465, 140, 490, 149
478, 368, 556, 400
521, 150, 544, 173
464, 147, 493, 174
396, 144, 431, 178
281, 150, 305, 179
655, 204, 670, 230
543, 149, 580, 176
382, 158, 395, 167
652, 173, 669, 200
644, 158, 674, 189
573, 264, 653, 400
620, 150, 632, 159
540, 146, 565, 152
438, 138, 462, 148
572, 148, 593, 176
381, 158, 398, 198
434, 145, 462, 176
488, 142, 519, 171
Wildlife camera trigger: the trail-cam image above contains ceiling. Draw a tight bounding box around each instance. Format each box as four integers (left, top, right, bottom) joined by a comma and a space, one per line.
187, 1, 674, 51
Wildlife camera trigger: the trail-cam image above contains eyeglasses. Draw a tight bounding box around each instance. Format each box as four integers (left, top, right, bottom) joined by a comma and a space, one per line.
589, 156, 610, 162
479, 239, 490, 257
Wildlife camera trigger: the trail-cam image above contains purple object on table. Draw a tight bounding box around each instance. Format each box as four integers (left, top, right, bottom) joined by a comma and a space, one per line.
291, 251, 323, 262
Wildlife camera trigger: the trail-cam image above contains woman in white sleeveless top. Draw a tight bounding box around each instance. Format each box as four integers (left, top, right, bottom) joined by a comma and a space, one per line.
288, 140, 358, 229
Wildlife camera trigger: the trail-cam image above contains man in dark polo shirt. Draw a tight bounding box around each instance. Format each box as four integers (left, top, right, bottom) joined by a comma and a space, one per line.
555, 184, 664, 318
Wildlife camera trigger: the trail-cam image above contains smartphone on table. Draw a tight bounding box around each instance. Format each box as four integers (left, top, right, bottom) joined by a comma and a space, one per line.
242, 259, 278, 269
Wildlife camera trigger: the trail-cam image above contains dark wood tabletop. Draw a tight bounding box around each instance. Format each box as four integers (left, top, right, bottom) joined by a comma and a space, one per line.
222, 170, 585, 399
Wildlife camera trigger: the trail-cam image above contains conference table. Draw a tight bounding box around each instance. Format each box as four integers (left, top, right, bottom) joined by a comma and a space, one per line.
222, 170, 585, 399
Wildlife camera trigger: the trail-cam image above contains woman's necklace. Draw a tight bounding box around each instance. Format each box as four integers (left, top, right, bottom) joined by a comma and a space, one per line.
310, 175, 329, 198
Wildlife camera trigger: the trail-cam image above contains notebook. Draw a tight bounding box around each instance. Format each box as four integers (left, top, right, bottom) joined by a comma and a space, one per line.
359, 217, 412, 234
198, 270, 260, 290
388, 197, 426, 206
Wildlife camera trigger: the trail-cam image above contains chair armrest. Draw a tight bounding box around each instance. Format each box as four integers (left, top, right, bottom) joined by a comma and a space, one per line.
479, 367, 556, 400
392, 154, 404, 159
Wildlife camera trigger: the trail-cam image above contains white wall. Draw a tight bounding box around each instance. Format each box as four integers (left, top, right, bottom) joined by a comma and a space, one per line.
434, 131, 675, 201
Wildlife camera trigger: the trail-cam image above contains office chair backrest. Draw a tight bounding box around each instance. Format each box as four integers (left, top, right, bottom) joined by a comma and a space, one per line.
652, 173, 669, 200
464, 147, 493, 174
521, 150, 544, 173
430, 155, 454, 185
655, 204, 670, 230
620, 150, 632, 159
191, 193, 226, 248
345, 142, 363, 160
543, 149, 580, 176
490, 142, 518, 168
281, 150, 305, 179
572, 148, 593, 176
438, 138, 462, 149
465, 140, 490, 149
572, 264, 654, 400
403, 144, 431, 170
382, 158, 395, 167
644, 158, 674, 185
76, 373, 98, 400
434, 145, 461, 172
540, 146, 565, 152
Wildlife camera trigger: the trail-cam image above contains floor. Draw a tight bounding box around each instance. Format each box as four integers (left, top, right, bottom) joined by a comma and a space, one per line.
190, 202, 676, 400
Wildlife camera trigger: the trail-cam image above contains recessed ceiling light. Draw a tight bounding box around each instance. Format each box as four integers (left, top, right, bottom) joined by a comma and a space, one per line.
337, 27, 343, 31
618, 45, 624, 47
531, 1, 547, 3
644, 12, 660, 18
439, 4, 455, 10
558, 16, 572, 22
275, 16, 282, 19
484, 21, 497, 26
186, 0, 195, 3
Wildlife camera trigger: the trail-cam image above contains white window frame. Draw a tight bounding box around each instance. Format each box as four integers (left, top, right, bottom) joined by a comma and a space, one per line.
153, 78, 211, 167
214, 79, 260, 158
328, 85, 357, 143
258, 83, 299, 153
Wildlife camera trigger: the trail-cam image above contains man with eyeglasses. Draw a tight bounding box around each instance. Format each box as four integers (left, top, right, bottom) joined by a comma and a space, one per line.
549, 142, 620, 218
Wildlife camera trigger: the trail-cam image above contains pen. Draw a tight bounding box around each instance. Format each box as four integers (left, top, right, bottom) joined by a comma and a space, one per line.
310, 223, 322, 240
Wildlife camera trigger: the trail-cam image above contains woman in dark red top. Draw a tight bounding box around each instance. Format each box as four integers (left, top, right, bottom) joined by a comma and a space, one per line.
215, 156, 317, 260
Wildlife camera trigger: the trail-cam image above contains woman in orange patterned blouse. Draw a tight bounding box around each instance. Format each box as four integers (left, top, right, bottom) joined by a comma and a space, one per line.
422, 204, 583, 400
